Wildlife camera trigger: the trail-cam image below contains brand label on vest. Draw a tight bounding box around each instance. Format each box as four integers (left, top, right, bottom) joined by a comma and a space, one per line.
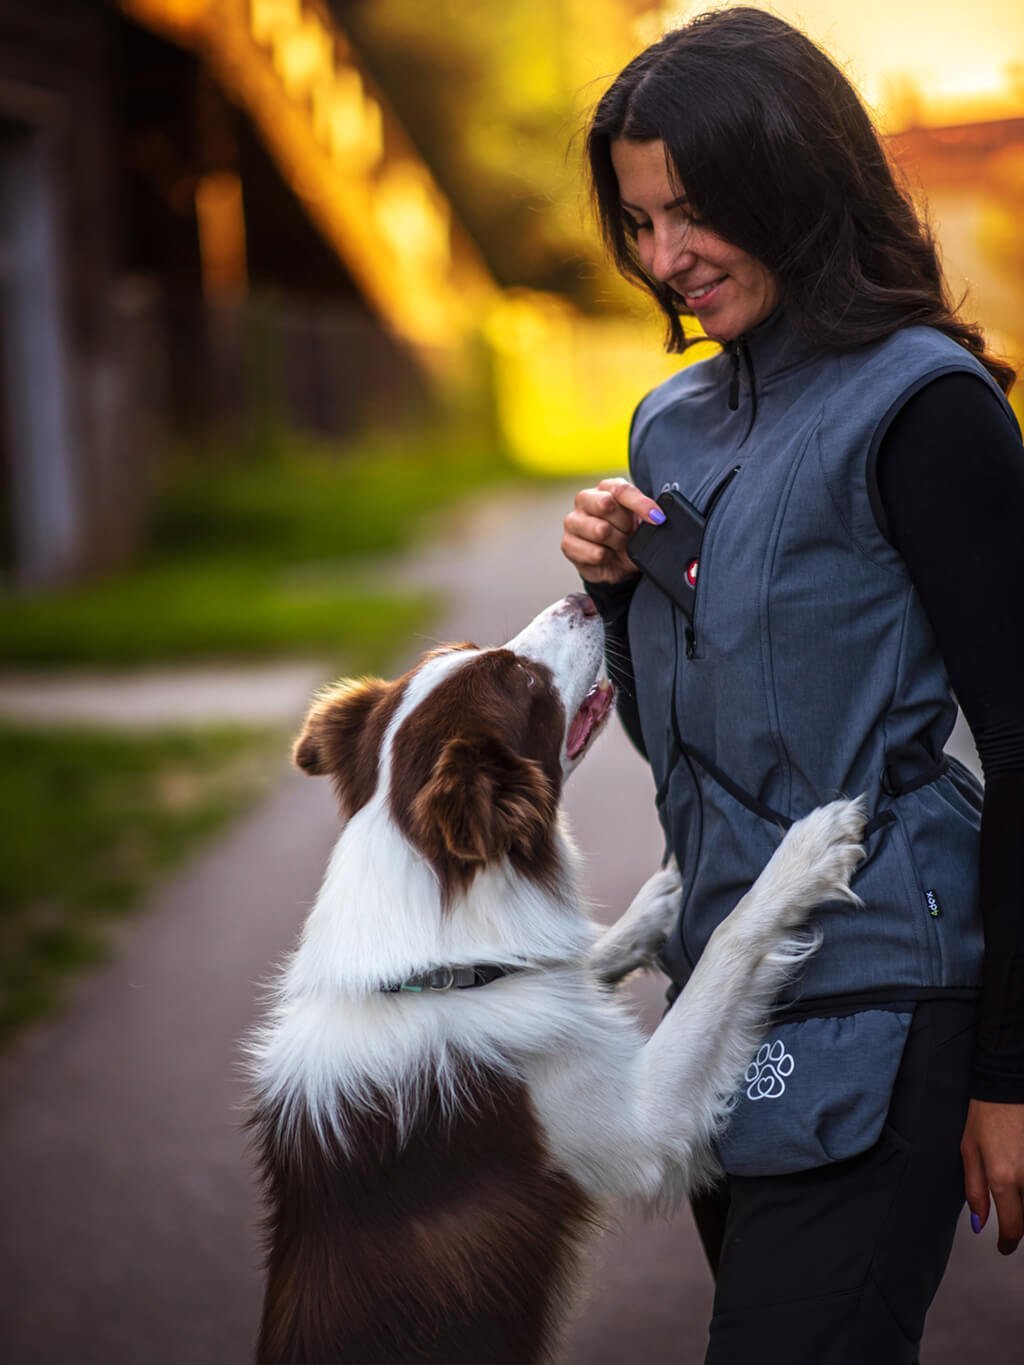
926, 888, 941, 918
745, 1039, 795, 1100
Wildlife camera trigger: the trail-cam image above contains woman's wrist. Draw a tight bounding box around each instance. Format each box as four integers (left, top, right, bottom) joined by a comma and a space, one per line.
581, 574, 640, 619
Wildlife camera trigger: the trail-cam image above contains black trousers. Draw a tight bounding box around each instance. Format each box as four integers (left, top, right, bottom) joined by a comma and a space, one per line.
691, 999, 977, 1364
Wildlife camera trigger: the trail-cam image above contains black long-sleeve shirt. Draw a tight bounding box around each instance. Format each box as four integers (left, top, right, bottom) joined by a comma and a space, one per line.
589, 371, 1024, 1102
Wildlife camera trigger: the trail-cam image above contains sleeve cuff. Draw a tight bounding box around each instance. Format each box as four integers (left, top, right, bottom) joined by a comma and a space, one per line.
581, 575, 640, 623
970, 1060, 1024, 1104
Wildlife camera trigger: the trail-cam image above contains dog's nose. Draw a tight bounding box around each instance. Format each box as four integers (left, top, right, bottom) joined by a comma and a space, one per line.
566, 592, 598, 618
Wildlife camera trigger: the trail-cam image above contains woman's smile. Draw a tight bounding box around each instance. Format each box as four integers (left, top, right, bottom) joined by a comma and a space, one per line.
611, 137, 778, 343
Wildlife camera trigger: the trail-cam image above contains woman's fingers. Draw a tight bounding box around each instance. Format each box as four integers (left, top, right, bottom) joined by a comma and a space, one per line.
597, 477, 666, 525
573, 486, 637, 535
961, 1098, 1024, 1254
564, 506, 631, 554
962, 1123, 992, 1235
561, 478, 662, 583
992, 1184, 1024, 1255
561, 529, 632, 580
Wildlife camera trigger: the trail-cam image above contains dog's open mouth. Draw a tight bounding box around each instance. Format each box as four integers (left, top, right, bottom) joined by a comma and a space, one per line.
566, 679, 615, 760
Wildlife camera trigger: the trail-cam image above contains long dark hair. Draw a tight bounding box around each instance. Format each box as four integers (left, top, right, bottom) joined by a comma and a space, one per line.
587, 7, 1015, 393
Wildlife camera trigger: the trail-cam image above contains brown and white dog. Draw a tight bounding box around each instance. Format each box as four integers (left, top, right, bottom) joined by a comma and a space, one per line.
247, 593, 864, 1364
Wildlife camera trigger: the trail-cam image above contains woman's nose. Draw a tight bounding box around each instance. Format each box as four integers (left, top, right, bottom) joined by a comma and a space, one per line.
649, 229, 696, 283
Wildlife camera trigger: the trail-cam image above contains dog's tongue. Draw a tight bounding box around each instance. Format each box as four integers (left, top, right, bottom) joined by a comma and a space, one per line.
567, 681, 615, 759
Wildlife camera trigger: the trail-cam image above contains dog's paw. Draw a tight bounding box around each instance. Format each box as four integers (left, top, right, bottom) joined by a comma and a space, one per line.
633, 856, 683, 929
758, 797, 866, 928
589, 857, 682, 985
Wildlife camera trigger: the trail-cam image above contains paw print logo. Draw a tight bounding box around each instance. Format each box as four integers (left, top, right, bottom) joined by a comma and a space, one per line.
745, 1039, 794, 1101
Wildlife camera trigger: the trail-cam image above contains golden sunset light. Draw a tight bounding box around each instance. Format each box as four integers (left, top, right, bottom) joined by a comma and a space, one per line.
642, 1, 1024, 127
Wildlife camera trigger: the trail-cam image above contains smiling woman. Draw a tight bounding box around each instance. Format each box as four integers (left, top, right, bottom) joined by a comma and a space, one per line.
560, 7, 1024, 1363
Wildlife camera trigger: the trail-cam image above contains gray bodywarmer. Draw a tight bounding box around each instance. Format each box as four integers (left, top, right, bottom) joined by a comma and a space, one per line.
626, 309, 1019, 1172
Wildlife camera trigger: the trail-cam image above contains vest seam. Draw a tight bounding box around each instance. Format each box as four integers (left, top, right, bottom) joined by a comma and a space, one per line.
815, 425, 910, 582
880, 586, 913, 821
762, 419, 823, 814
891, 815, 937, 985
882, 590, 939, 983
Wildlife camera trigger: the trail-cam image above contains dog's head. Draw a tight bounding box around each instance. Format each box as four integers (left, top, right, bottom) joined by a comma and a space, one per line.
293, 594, 613, 899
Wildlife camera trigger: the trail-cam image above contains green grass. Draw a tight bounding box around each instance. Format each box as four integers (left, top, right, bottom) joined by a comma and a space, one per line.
0, 560, 434, 670
0, 429, 522, 669
0, 721, 281, 1044
151, 431, 520, 564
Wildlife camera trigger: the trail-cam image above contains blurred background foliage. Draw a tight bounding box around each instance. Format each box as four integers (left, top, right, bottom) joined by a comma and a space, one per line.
337, 0, 619, 309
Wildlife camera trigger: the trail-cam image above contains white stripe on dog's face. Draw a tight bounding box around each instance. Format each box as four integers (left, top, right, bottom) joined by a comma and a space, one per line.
292, 598, 611, 899
503, 596, 610, 773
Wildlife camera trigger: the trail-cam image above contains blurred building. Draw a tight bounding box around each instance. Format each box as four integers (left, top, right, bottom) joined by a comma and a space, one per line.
0, 0, 497, 588
888, 117, 1024, 375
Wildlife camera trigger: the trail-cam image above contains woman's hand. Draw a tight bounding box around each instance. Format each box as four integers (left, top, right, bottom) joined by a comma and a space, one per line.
962, 1098, 1024, 1254
561, 477, 665, 585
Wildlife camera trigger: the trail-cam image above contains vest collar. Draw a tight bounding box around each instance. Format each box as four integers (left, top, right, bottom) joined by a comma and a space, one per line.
725, 304, 822, 387
716, 306, 823, 429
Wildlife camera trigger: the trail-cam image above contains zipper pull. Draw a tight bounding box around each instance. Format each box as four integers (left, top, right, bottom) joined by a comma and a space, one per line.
685, 625, 696, 659
728, 346, 740, 410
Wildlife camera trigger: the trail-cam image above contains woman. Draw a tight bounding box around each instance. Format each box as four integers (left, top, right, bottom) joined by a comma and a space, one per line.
561, 9, 1024, 1362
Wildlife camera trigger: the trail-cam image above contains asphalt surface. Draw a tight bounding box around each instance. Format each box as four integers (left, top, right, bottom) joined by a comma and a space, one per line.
0, 484, 1019, 1363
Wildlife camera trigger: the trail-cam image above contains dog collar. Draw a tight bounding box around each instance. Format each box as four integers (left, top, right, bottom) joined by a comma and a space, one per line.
382, 964, 525, 994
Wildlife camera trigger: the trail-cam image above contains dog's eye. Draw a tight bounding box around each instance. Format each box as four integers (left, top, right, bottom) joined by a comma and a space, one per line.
518, 663, 536, 687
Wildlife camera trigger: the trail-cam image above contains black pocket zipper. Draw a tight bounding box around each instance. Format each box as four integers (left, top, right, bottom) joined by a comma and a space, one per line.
686, 464, 742, 657
703, 464, 741, 516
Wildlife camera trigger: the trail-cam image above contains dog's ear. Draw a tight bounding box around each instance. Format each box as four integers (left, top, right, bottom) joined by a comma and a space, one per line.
293, 678, 396, 813
409, 732, 557, 868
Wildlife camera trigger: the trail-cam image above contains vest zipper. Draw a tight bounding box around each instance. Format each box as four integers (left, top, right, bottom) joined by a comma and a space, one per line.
726, 339, 758, 440
728, 345, 740, 410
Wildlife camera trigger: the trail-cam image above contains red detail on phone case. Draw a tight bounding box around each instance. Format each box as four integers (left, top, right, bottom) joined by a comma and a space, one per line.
686, 559, 699, 586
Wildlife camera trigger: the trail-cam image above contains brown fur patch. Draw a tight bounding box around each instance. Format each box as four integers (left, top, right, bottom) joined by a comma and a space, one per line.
293, 646, 479, 818
293, 677, 404, 816
252, 1064, 598, 1365
388, 650, 567, 901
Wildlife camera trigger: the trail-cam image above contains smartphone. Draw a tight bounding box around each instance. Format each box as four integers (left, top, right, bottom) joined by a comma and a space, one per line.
627, 488, 706, 620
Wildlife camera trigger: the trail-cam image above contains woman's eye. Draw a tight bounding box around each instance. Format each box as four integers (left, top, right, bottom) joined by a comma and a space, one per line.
623, 217, 649, 237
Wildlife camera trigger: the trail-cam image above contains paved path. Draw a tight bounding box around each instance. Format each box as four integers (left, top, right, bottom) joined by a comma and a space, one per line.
0, 483, 1019, 1362
0, 661, 327, 729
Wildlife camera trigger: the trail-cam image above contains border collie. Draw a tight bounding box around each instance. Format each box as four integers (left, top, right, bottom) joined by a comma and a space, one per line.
247, 593, 864, 1364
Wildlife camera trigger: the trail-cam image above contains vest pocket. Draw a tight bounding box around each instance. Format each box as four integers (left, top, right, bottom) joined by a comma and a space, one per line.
672, 753, 940, 1002
688, 464, 742, 659
715, 1007, 915, 1176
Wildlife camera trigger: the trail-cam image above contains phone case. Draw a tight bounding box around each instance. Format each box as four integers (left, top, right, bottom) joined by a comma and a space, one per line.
627, 488, 706, 620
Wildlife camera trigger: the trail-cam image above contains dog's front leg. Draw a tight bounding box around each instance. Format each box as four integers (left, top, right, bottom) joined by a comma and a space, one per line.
588, 857, 682, 986
632, 798, 865, 1197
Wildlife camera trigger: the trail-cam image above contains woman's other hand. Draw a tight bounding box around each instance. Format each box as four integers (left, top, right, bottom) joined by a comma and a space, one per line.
561, 477, 665, 585
962, 1098, 1024, 1254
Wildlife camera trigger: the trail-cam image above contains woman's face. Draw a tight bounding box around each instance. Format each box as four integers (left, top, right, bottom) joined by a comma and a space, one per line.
611, 138, 779, 343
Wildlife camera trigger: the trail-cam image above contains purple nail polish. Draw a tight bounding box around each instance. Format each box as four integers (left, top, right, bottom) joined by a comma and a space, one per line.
649, 507, 666, 525
970, 1212, 983, 1234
